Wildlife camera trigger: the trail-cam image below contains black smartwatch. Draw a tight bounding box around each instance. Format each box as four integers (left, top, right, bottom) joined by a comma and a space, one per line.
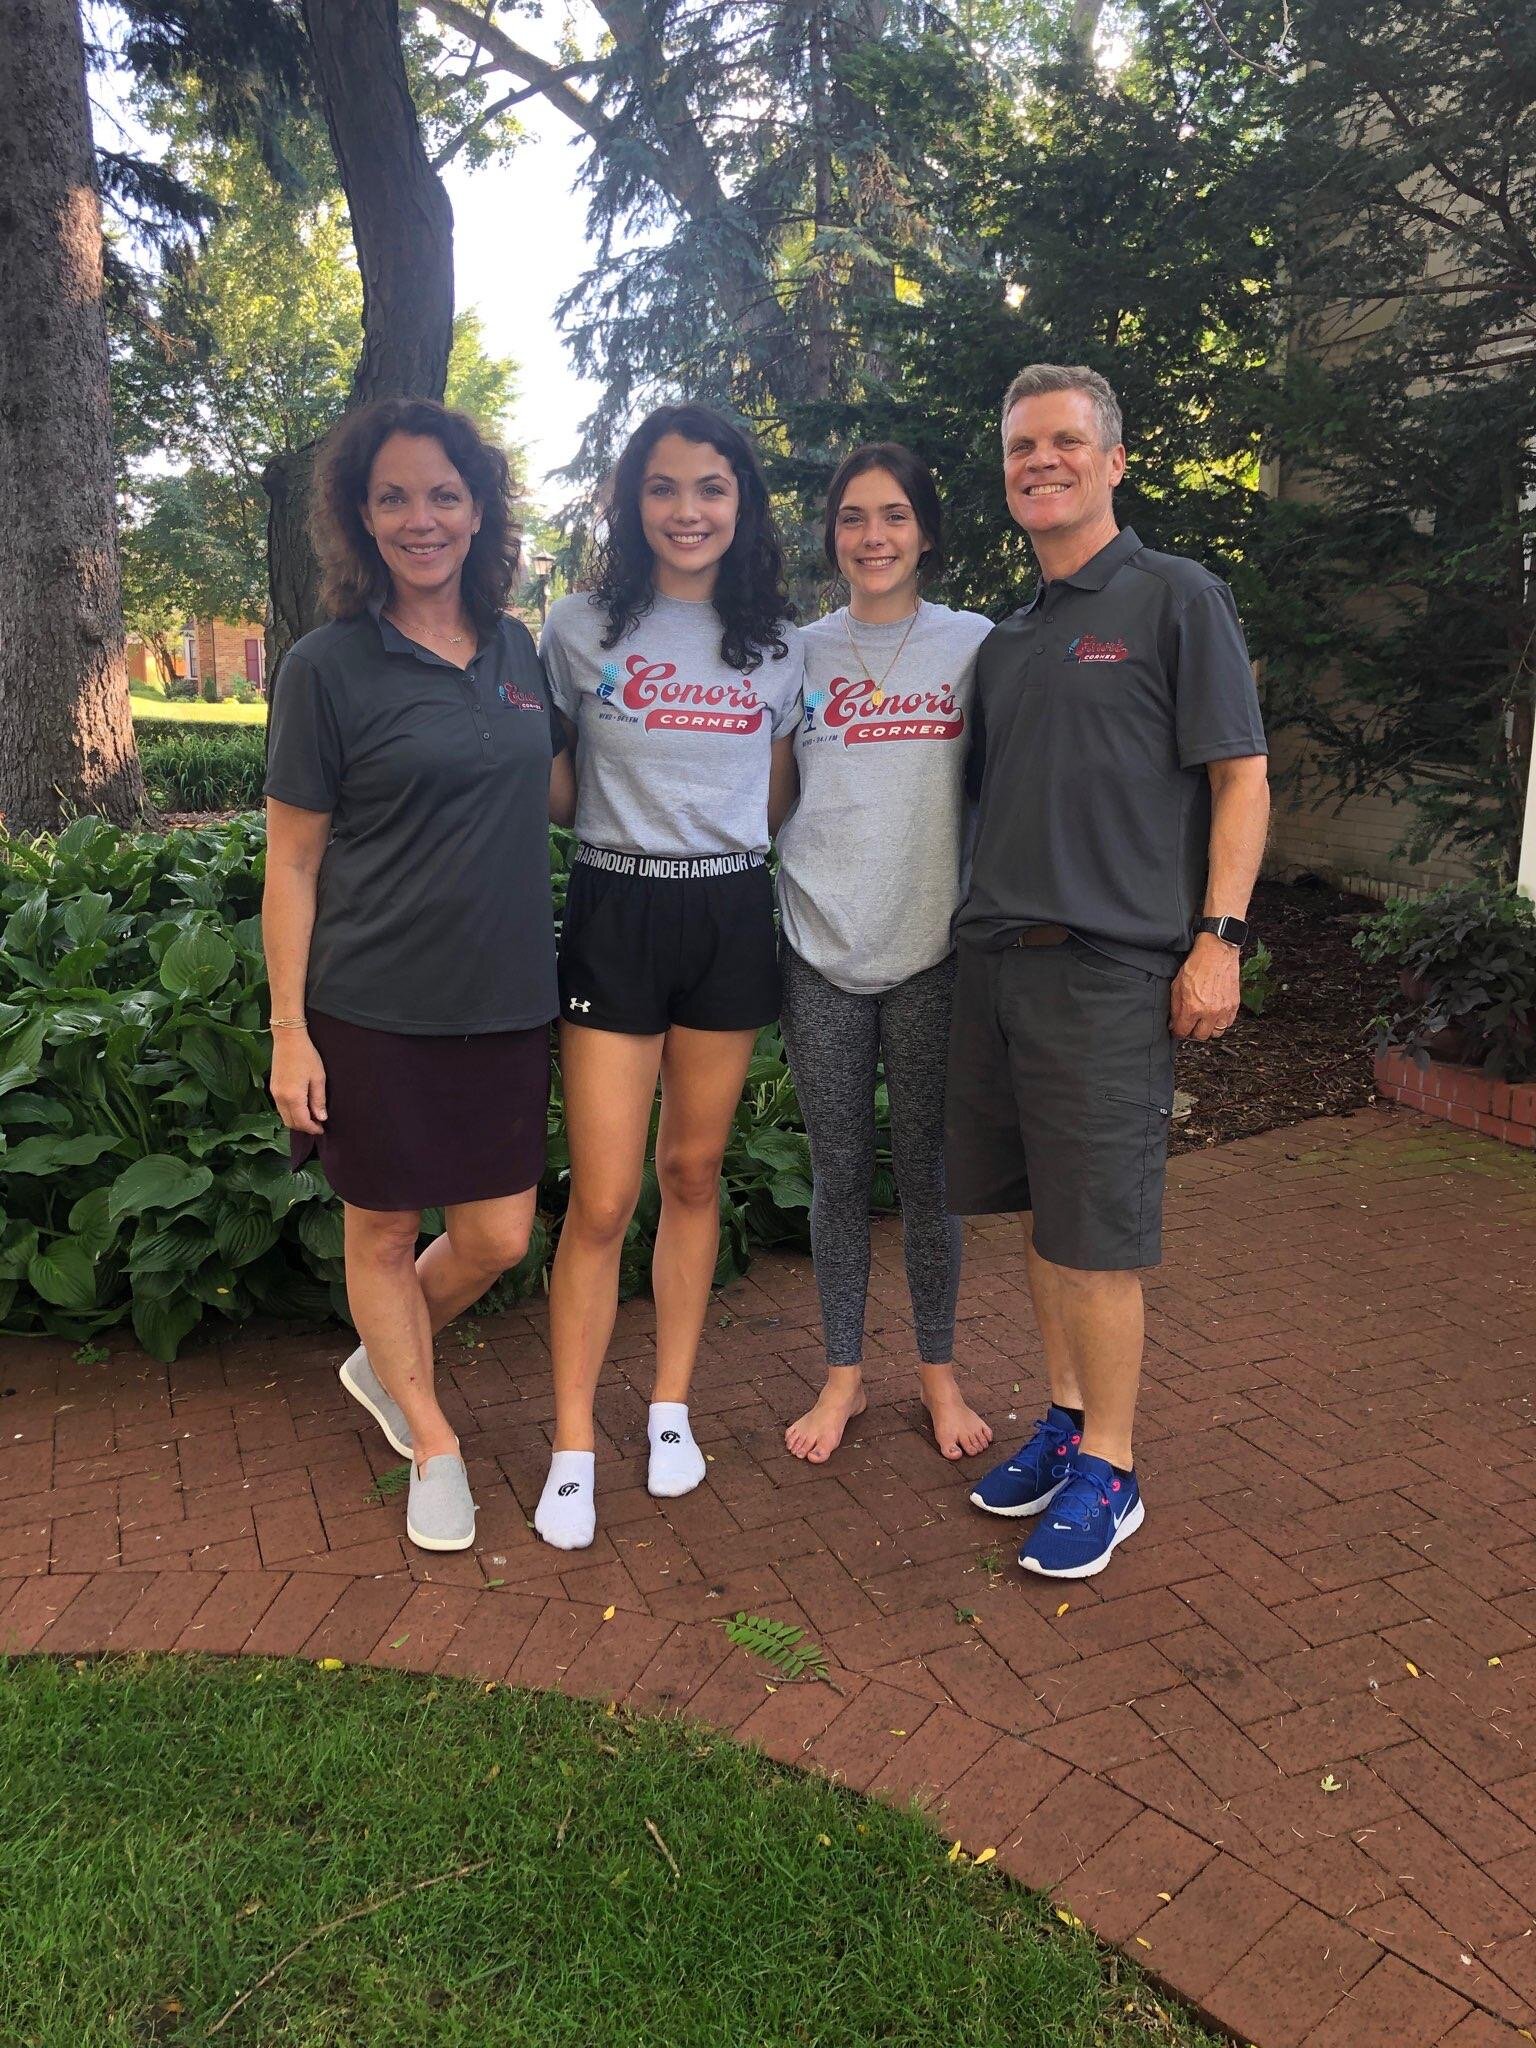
1194, 915, 1250, 948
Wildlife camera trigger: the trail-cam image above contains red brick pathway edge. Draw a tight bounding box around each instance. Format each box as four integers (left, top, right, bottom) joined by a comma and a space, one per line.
4, 1109, 1536, 2048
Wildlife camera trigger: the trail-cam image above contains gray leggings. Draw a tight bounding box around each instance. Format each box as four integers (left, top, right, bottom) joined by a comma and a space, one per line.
779, 944, 963, 1367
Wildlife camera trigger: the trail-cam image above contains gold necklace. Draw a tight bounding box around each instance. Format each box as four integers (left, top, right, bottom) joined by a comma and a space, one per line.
843, 603, 921, 709
386, 607, 470, 648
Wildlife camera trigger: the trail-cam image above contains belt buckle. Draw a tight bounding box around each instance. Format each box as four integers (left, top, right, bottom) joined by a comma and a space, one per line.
1017, 924, 1071, 948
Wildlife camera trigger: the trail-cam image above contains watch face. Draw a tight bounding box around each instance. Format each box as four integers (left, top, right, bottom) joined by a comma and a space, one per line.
1218, 917, 1249, 946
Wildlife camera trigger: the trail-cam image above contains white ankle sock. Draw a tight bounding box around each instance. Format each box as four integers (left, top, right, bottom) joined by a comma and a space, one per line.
534, 1449, 596, 1550
647, 1402, 706, 1499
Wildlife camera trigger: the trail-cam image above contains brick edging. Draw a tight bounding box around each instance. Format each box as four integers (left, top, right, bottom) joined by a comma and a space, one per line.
1375, 1050, 1536, 1148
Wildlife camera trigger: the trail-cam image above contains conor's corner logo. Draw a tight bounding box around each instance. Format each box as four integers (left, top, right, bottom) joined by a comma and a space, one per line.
615, 653, 766, 734
498, 681, 544, 711
819, 674, 965, 746
1066, 634, 1128, 664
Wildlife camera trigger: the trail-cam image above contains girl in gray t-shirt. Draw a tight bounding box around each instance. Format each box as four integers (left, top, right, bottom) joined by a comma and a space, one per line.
775, 444, 996, 1469
533, 404, 801, 1552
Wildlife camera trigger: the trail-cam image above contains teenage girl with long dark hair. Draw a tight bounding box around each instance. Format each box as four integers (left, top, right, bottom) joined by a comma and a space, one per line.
776, 443, 995, 1465
534, 404, 803, 1548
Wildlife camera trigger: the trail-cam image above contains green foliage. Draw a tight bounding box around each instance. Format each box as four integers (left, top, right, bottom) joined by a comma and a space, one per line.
720, 1612, 830, 1684
1245, 0, 1536, 878
0, 816, 344, 1359
1353, 885, 1536, 1081
1239, 940, 1277, 1017
135, 726, 267, 811
0, 819, 867, 1358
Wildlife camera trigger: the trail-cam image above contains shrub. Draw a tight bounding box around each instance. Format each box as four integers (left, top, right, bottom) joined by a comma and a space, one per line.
0, 820, 863, 1358
164, 675, 198, 702
1353, 883, 1536, 1080
137, 726, 267, 812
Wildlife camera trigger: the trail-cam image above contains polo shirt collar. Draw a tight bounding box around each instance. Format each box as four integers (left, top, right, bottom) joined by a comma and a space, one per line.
1023, 526, 1143, 610
368, 593, 484, 670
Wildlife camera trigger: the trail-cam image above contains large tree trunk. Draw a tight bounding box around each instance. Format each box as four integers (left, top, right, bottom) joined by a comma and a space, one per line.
0, 0, 148, 833
264, 0, 455, 669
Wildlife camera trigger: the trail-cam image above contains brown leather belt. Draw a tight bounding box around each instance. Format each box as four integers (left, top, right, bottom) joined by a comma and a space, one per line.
1014, 924, 1072, 947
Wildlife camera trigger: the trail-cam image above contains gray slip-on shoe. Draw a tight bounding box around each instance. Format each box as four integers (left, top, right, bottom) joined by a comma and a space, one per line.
339, 1347, 412, 1458
406, 1453, 476, 1552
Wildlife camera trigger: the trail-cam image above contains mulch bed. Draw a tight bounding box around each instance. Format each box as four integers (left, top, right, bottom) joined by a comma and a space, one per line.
1171, 876, 1390, 1150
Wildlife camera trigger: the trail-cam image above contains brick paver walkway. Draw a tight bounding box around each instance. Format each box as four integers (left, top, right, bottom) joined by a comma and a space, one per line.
3, 1108, 1535, 2047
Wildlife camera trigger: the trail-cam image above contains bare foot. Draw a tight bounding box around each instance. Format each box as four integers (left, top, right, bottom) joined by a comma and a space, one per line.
785, 1369, 868, 1463
919, 1365, 994, 1461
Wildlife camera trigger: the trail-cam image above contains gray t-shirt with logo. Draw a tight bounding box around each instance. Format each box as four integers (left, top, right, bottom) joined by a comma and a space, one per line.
777, 601, 993, 994
541, 590, 804, 857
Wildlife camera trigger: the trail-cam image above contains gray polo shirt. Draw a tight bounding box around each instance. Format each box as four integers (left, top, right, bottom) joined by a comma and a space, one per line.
263, 605, 565, 1035
957, 526, 1267, 977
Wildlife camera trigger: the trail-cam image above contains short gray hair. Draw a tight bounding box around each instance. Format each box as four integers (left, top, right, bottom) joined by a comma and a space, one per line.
1000, 365, 1122, 450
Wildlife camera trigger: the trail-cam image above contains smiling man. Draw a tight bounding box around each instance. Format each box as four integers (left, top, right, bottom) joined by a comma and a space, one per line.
946, 363, 1269, 1579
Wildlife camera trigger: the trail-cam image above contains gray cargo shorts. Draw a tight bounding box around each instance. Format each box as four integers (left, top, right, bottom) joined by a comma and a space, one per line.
944, 933, 1175, 1270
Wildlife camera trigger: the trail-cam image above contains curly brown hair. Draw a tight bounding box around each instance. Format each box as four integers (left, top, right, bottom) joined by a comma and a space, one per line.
310, 397, 520, 633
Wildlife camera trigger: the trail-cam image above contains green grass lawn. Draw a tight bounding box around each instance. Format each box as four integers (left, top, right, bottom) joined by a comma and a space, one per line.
0, 1656, 1217, 2048
132, 680, 268, 726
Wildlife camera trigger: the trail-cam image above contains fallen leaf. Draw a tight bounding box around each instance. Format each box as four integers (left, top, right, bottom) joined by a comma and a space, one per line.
1489, 1657, 1502, 1668
602, 1605, 616, 1621
947, 1840, 963, 1863
1135, 1937, 1151, 1950
1056, 1602, 1071, 1617
889, 1729, 906, 1737
1405, 1660, 1420, 1678
973, 1846, 997, 1866
817, 1834, 831, 1847
391, 1634, 410, 1650
1320, 1773, 1343, 1793
316, 1657, 344, 1672
1055, 1906, 1083, 1928
485, 1578, 505, 1588
1156, 1891, 1172, 1902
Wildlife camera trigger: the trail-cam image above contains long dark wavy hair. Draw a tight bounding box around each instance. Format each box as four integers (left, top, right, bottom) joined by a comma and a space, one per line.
823, 442, 945, 584
588, 403, 793, 673
311, 397, 520, 634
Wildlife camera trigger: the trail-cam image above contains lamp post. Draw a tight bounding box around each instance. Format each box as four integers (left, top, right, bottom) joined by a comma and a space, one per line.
532, 549, 556, 624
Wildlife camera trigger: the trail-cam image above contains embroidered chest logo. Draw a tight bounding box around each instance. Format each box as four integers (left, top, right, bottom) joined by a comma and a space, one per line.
1065, 634, 1128, 664
497, 681, 544, 711
610, 652, 766, 735
815, 673, 965, 747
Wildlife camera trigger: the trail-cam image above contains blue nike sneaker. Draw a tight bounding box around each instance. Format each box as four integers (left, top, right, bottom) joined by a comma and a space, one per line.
1018, 1453, 1144, 1579
969, 1405, 1082, 1518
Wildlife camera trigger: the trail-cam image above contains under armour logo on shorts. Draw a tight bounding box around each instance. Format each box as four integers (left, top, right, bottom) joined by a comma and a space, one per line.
568, 996, 591, 1012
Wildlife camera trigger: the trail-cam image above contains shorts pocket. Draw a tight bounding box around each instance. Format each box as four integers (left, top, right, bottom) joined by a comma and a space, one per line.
1070, 942, 1157, 986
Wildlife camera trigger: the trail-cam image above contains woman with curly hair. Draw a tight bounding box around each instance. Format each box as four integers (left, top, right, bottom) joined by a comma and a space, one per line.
535, 403, 802, 1550
262, 397, 574, 1556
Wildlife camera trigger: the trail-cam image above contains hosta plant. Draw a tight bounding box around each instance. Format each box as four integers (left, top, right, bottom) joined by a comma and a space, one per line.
0, 819, 874, 1359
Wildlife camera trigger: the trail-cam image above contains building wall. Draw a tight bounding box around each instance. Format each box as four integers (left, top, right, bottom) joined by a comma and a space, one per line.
1262, 727, 1479, 903
192, 619, 266, 697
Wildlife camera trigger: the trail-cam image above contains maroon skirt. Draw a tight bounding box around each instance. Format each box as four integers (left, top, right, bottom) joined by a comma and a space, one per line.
290, 1010, 550, 1211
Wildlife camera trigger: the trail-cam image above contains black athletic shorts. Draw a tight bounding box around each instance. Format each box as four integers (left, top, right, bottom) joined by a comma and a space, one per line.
944, 933, 1175, 1270
556, 846, 780, 1036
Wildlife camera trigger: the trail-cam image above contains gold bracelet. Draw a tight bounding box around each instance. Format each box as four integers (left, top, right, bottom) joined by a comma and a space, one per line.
270, 1017, 309, 1030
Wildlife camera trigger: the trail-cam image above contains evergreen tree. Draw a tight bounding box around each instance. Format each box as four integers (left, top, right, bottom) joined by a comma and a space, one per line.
1250, 0, 1536, 878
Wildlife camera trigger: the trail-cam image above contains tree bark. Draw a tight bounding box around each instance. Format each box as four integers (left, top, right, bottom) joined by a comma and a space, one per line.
0, 0, 148, 833
263, 0, 456, 668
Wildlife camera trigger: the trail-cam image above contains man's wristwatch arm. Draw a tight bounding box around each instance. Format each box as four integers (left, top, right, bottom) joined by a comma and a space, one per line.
1192, 914, 1250, 948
